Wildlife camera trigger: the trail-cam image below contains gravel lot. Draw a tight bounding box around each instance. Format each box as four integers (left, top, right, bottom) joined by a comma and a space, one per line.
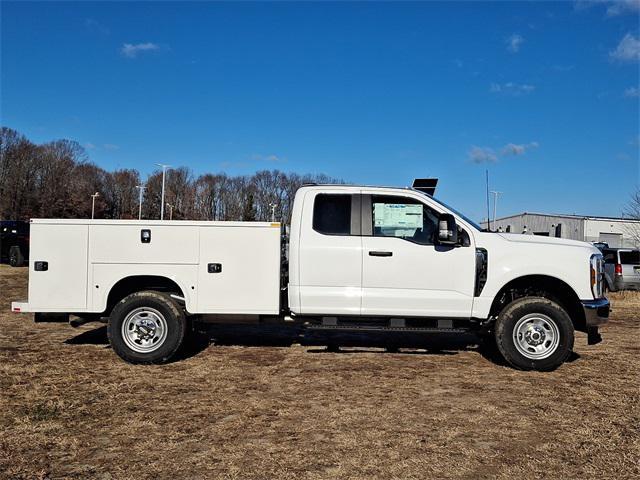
0, 264, 638, 479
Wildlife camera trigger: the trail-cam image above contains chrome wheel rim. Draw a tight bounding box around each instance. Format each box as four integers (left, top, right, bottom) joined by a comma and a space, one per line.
513, 313, 560, 360
121, 307, 168, 353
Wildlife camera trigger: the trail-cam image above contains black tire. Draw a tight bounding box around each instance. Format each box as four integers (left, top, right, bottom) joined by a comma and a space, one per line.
107, 290, 186, 364
494, 296, 574, 371
9, 246, 24, 267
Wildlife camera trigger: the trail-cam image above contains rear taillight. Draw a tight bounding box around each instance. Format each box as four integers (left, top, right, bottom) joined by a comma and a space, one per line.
615, 264, 622, 276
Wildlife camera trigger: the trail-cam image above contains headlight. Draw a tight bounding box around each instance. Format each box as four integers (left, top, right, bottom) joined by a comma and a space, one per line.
590, 254, 604, 298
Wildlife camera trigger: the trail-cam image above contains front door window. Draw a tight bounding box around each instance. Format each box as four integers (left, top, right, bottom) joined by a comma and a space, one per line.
372, 195, 438, 245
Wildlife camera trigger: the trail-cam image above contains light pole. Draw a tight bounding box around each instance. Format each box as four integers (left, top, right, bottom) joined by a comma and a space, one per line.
136, 184, 145, 220
490, 191, 503, 230
155, 163, 172, 220
166, 203, 174, 220
91, 192, 100, 219
269, 203, 277, 222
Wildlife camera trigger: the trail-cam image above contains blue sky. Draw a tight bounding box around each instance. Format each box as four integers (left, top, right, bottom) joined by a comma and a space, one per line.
1, 1, 639, 222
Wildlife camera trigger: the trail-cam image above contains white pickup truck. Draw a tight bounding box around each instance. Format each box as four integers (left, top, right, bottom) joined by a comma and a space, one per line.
12, 183, 609, 371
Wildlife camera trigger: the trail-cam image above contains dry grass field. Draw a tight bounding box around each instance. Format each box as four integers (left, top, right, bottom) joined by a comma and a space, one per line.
0, 264, 638, 479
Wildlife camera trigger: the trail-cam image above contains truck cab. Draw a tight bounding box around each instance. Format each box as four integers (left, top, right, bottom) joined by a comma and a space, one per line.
288, 185, 477, 318
12, 183, 610, 371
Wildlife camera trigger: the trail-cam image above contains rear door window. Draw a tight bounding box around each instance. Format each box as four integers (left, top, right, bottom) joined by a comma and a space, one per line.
313, 194, 352, 236
619, 251, 640, 265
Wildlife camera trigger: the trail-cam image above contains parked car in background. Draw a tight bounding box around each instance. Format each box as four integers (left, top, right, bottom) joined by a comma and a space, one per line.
0, 220, 30, 267
592, 242, 608, 252
603, 248, 640, 291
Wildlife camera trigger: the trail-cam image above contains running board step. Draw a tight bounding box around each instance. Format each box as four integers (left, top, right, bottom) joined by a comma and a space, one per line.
306, 324, 468, 334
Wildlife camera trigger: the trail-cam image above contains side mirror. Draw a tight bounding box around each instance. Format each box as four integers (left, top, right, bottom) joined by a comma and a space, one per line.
437, 213, 458, 245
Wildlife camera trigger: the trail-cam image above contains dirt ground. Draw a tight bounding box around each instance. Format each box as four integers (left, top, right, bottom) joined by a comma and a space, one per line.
0, 265, 638, 480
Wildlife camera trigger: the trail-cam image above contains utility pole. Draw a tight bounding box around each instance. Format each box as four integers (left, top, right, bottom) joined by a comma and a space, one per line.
269, 203, 277, 222
490, 191, 503, 229
155, 163, 172, 220
136, 184, 145, 220
485, 170, 491, 231
91, 192, 100, 219
166, 203, 174, 220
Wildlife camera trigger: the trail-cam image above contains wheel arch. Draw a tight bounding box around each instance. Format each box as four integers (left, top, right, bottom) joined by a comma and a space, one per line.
105, 275, 187, 316
489, 274, 586, 332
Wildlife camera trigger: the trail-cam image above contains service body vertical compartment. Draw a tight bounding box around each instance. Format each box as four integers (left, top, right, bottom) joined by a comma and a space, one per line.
27, 222, 89, 311
197, 224, 281, 314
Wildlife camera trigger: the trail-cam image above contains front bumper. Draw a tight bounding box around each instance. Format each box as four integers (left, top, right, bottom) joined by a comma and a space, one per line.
582, 298, 610, 327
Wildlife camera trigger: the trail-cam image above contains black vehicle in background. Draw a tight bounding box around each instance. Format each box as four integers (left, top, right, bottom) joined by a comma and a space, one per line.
0, 220, 30, 267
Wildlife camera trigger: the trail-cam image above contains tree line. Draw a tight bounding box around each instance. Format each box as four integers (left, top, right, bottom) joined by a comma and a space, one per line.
0, 127, 342, 223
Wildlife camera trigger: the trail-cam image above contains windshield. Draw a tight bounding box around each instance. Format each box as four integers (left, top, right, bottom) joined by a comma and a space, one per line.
415, 191, 483, 231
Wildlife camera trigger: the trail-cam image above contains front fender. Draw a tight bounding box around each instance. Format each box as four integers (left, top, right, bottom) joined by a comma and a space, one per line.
471, 235, 594, 319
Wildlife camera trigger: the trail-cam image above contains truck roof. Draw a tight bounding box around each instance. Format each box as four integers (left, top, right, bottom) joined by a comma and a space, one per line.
300, 184, 425, 195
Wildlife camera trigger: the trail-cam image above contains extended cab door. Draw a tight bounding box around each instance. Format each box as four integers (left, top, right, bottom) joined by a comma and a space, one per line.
296, 191, 362, 315
360, 193, 475, 318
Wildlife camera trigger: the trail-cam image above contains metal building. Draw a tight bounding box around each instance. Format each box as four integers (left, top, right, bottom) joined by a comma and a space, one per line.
481, 213, 640, 248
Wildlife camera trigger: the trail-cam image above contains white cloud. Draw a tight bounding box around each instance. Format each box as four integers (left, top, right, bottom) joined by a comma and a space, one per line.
120, 42, 160, 58
610, 33, 640, 62
575, 0, 640, 16
490, 82, 536, 96
85, 18, 109, 35
251, 153, 283, 163
469, 141, 539, 163
501, 142, 539, 156
85, 142, 96, 150
605, 0, 640, 16
624, 86, 640, 97
506, 34, 524, 53
468, 146, 498, 164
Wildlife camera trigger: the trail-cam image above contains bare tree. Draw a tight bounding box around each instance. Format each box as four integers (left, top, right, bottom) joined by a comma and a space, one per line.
37, 140, 88, 218
622, 188, 640, 246
165, 166, 195, 220
98, 169, 141, 219
193, 173, 228, 220
0, 128, 344, 223
0, 128, 40, 219
221, 176, 252, 221
142, 170, 163, 220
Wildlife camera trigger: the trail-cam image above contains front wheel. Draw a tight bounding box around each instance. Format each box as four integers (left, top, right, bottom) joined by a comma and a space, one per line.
494, 297, 574, 371
107, 291, 186, 364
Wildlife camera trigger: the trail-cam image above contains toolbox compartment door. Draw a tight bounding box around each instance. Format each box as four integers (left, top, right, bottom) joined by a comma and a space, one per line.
197, 225, 280, 314
27, 224, 88, 311
89, 225, 199, 264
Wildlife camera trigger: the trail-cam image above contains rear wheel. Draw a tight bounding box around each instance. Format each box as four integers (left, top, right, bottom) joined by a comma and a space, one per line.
107, 290, 186, 364
9, 246, 24, 267
494, 296, 574, 371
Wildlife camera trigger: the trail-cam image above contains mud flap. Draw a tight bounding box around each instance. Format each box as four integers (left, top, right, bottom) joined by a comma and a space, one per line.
587, 327, 602, 345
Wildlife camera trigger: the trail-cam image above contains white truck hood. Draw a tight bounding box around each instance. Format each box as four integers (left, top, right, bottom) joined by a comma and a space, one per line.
497, 233, 594, 249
